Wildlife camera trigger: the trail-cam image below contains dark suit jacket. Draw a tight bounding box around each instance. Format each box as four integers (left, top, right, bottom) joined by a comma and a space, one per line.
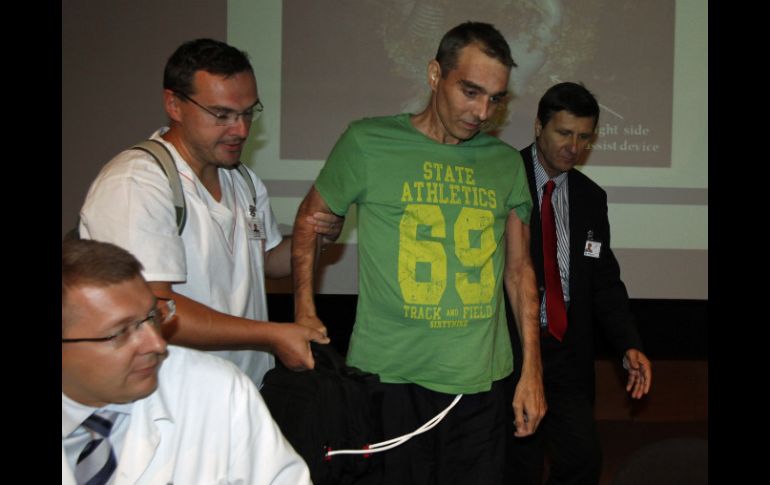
507, 144, 642, 400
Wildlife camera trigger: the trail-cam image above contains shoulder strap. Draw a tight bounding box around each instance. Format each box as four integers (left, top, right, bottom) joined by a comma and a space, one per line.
131, 140, 187, 234
70, 142, 253, 239
65, 139, 186, 240
235, 163, 258, 212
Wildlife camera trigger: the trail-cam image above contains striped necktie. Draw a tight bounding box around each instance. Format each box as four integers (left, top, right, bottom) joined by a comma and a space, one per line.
75, 411, 119, 485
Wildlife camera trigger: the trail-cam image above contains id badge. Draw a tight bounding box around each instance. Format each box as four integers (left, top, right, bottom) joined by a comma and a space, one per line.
583, 230, 601, 258
246, 209, 266, 241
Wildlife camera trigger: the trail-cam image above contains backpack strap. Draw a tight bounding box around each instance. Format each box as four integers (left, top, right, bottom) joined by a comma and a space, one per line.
65, 139, 186, 240
235, 163, 258, 214
131, 140, 187, 234
66, 141, 255, 241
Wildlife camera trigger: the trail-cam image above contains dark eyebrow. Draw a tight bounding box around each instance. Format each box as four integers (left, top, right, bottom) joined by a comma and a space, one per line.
208, 98, 261, 113
558, 127, 594, 138
458, 80, 507, 98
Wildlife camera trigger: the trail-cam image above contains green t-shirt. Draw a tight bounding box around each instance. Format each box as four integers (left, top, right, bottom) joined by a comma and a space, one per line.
316, 114, 532, 394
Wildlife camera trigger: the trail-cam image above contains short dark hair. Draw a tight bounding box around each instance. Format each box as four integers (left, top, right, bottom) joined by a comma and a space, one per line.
163, 38, 254, 96
435, 21, 516, 77
537, 82, 600, 129
62, 239, 144, 300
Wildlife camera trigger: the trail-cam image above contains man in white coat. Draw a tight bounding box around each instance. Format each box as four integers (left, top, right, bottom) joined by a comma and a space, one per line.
78, 38, 340, 387
62, 239, 311, 484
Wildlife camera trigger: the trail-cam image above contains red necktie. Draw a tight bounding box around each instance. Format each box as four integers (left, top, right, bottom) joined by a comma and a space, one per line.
541, 180, 567, 341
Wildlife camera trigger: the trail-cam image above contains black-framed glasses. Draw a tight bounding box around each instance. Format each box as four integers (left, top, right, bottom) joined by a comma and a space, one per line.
174, 91, 263, 125
62, 298, 176, 347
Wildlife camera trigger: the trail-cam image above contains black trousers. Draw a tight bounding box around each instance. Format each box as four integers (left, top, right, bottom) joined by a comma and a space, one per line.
507, 334, 602, 485
367, 376, 513, 485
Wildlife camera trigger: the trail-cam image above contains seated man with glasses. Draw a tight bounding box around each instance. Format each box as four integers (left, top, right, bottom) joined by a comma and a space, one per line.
78, 38, 340, 387
62, 239, 311, 485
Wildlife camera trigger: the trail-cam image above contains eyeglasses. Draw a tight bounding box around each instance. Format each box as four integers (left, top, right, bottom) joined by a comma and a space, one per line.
62, 298, 176, 347
174, 91, 263, 126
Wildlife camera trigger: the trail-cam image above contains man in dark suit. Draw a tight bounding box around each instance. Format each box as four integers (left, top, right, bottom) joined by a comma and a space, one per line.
506, 82, 652, 485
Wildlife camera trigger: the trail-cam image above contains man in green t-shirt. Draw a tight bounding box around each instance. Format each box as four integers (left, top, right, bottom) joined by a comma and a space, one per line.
291, 22, 545, 484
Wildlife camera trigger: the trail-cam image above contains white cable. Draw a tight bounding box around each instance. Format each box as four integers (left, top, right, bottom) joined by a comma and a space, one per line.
325, 394, 463, 457
367, 394, 459, 450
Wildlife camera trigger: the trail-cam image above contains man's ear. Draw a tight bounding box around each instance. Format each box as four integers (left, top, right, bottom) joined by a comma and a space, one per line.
535, 118, 543, 138
427, 60, 441, 91
163, 89, 183, 122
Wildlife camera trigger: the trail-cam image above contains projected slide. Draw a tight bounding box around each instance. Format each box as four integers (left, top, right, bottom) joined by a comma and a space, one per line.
229, 0, 707, 299
281, 0, 673, 168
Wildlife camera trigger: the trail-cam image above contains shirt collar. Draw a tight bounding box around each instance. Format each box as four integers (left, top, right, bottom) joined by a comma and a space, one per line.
62, 393, 135, 438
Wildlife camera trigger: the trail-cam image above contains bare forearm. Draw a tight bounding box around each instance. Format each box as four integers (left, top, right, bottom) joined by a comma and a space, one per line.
264, 210, 345, 279
505, 261, 541, 371
504, 211, 542, 375
148, 282, 280, 351
149, 281, 330, 370
291, 192, 322, 319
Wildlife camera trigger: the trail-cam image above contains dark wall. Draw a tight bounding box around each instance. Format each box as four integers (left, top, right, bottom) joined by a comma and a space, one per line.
62, 0, 227, 236
267, 294, 708, 360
